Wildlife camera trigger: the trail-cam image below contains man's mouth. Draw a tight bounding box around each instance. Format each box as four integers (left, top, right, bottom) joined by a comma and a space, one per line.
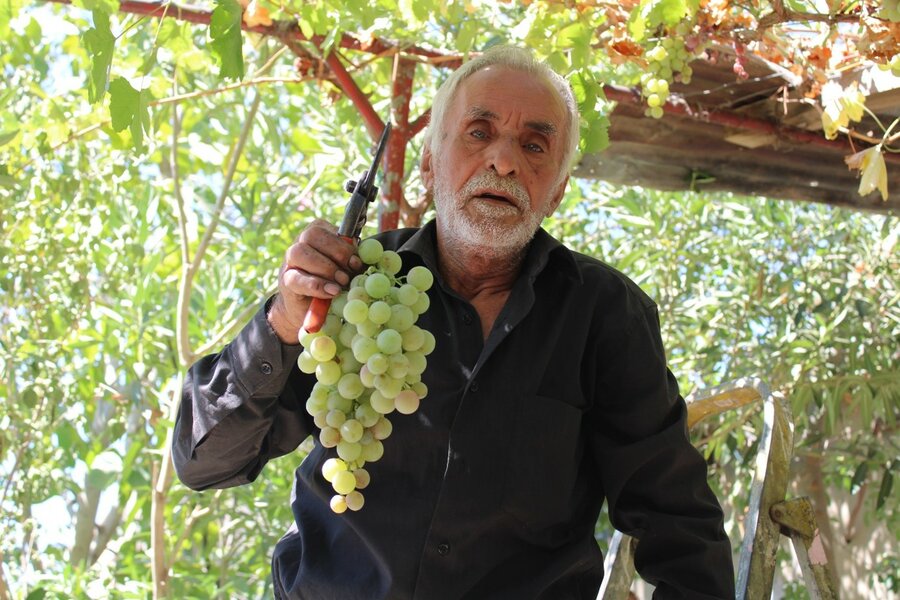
473, 191, 518, 207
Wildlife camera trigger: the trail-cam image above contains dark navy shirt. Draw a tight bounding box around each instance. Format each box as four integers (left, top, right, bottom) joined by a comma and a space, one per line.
173, 220, 734, 599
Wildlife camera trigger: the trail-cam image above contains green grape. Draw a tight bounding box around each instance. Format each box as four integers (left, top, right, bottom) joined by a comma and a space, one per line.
650, 106, 664, 119
338, 322, 356, 348
316, 361, 341, 385
353, 468, 370, 489
356, 319, 379, 338
310, 335, 337, 362
388, 354, 409, 379
332, 470, 357, 495
376, 329, 403, 355
405, 351, 427, 376
366, 352, 389, 375
345, 490, 365, 511
420, 330, 436, 355
407, 265, 434, 291
343, 299, 368, 325
338, 349, 361, 374
394, 390, 420, 415
358, 238, 384, 265
401, 326, 425, 352
352, 336, 378, 363
359, 365, 375, 388
322, 458, 347, 482
298, 351, 317, 374
320, 427, 340, 448
340, 419, 364, 443
330, 295, 348, 319
338, 373, 364, 400
380, 250, 402, 275
347, 286, 370, 302
369, 390, 395, 414
371, 417, 393, 440
412, 381, 428, 398
326, 409, 347, 429
388, 305, 415, 331
412, 293, 430, 315
327, 391, 352, 413
368, 300, 391, 324
355, 403, 380, 427
647, 94, 662, 108
322, 314, 343, 338
396, 283, 419, 306
337, 440, 362, 462
374, 374, 403, 398
330, 495, 348, 513
306, 396, 327, 415
365, 272, 392, 299
361, 440, 384, 462
313, 410, 328, 429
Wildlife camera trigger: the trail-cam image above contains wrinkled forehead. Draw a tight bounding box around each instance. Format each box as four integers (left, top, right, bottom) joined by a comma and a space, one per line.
448, 66, 569, 132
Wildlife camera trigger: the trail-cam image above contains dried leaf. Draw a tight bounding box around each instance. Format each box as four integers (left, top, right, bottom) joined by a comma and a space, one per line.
845, 146, 889, 201
243, 0, 272, 27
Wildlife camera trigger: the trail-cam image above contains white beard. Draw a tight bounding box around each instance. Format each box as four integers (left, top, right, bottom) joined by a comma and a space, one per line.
433, 170, 546, 260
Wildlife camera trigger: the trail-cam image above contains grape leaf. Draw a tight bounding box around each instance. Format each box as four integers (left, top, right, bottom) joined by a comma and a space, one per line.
582, 115, 610, 154
82, 10, 115, 104
0, 0, 25, 37
109, 77, 150, 150
210, 0, 245, 80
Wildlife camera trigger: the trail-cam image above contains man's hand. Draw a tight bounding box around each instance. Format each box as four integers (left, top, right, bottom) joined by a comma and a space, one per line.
268, 219, 364, 344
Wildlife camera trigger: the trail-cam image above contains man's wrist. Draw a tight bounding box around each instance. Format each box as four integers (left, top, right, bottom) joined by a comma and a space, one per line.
266, 295, 302, 346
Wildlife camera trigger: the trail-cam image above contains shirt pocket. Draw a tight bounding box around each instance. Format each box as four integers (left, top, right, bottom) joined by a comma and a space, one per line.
501, 394, 585, 535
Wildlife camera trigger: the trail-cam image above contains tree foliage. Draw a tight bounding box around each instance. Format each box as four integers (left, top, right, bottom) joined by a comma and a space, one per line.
1, 1, 898, 598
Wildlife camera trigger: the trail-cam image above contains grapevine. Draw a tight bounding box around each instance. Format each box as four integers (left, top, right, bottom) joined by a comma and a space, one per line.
298, 238, 435, 513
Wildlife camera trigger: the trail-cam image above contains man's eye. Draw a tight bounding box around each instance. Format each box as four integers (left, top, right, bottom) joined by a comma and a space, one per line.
469, 129, 487, 139
525, 143, 545, 153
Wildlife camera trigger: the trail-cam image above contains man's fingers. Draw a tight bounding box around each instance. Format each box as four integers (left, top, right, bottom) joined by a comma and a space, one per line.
281, 267, 342, 299
285, 242, 350, 287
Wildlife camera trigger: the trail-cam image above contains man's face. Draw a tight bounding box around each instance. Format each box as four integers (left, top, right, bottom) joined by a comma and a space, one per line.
423, 66, 570, 257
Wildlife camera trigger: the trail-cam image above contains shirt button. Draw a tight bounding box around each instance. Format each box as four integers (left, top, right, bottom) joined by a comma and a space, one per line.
437, 543, 450, 556
470, 381, 479, 392
462, 313, 472, 325
260, 362, 273, 375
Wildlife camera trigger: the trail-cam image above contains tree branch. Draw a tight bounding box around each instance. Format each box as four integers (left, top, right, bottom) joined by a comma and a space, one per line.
44, 0, 461, 67
322, 51, 384, 139
174, 90, 262, 366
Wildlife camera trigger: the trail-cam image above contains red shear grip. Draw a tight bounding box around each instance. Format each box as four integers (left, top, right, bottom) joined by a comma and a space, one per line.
300, 235, 356, 334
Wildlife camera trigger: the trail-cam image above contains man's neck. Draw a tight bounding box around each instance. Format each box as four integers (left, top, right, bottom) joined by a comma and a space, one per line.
435, 229, 526, 301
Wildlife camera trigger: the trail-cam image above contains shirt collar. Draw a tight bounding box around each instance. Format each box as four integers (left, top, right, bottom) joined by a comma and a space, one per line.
397, 219, 582, 284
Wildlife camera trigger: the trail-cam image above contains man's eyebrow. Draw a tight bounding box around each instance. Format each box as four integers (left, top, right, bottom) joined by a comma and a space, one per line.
464, 106, 558, 137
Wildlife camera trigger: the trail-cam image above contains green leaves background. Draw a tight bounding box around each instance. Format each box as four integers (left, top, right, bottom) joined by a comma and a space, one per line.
1, 0, 898, 597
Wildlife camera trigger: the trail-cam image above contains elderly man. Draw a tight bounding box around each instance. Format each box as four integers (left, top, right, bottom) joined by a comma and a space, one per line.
173, 46, 735, 599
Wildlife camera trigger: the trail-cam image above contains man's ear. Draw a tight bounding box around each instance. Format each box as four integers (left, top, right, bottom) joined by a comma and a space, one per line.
546, 175, 569, 217
421, 144, 434, 191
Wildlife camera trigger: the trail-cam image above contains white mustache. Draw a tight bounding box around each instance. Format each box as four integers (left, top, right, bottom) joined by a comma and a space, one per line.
459, 172, 530, 210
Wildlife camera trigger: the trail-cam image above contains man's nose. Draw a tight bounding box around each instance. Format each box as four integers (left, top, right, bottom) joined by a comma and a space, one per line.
487, 138, 519, 177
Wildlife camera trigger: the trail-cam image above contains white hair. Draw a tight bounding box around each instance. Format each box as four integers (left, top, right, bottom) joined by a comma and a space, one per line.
424, 46, 581, 176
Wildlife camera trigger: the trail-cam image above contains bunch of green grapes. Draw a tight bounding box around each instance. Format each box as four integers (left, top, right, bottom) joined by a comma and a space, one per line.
640, 22, 701, 119
298, 238, 435, 513
881, 54, 900, 77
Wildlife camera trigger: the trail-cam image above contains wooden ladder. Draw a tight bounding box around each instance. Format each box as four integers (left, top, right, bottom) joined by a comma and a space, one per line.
597, 377, 840, 600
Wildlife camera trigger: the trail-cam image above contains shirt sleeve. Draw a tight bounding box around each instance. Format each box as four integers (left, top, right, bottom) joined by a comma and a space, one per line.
588, 303, 735, 599
172, 297, 315, 491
